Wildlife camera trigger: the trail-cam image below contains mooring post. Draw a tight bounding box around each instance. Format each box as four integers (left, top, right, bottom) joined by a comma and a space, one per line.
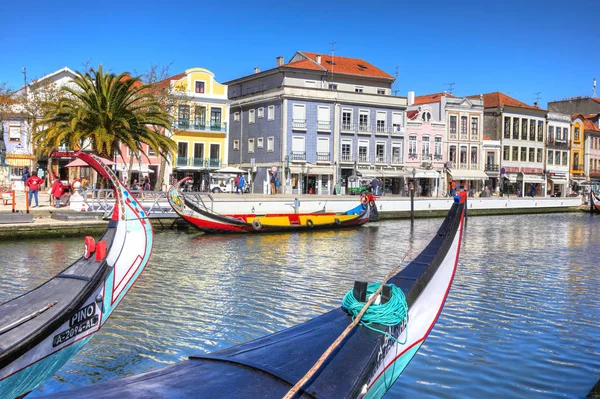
591, 191, 594, 214
25, 191, 29, 214
11, 190, 15, 213
410, 182, 414, 225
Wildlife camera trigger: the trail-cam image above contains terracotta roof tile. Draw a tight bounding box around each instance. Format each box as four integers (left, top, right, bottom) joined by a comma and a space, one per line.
153, 72, 186, 90
468, 92, 545, 111
592, 98, 600, 105
413, 92, 455, 105
284, 52, 394, 80
584, 118, 600, 132
406, 110, 419, 120
282, 59, 326, 72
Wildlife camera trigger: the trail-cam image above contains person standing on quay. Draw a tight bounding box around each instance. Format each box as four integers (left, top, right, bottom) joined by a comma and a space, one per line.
51, 177, 64, 208
25, 171, 44, 208
530, 183, 536, 198
270, 172, 277, 195
238, 174, 245, 195
235, 174, 241, 194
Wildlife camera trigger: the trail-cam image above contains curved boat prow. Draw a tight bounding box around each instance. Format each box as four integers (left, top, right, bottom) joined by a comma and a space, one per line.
0, 153, 153, 399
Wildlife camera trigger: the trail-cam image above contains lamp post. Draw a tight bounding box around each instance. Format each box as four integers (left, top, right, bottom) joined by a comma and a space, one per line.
411, 167, 416, 225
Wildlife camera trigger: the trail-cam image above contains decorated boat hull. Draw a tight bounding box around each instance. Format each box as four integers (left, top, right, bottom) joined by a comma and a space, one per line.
168, 177, 375, 233
38, 194, 466, 399
592, 192, 600, 213
0, 153, 153, 399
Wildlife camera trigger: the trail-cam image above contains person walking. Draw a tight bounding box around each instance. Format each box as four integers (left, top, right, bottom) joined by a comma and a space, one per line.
25, 171, 44, 208
270, 172, 277, 195
530, 183, 536, 198
50, 177, 64, 208
239, 174, 246, 195
370, 177, 378, 195
417, 184, 423, 197
235, 174, 241, 194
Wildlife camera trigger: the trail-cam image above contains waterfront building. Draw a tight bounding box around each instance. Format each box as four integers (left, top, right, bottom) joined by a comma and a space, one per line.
0, 100, 31, 189
570, 115, 586, 190
476, 92, 547, 197
482, 136, 502, 193
224, 52, 407, 195
545, 112, 571, 197
156, 68, 230, 191
548, 96, 600, 115
582, 115, 600, 183
410, 92, 485, 195
404, 103, 446, 197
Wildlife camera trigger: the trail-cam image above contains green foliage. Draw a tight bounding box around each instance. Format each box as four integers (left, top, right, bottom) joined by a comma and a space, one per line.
33, 65, 176, 160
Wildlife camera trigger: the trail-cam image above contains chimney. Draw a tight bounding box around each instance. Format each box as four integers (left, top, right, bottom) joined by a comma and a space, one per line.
253, 67, 260, 74
534, 101, 538, 107
316, 55, 321, 64
276, 56, 284, 67
408, 91, 415, 106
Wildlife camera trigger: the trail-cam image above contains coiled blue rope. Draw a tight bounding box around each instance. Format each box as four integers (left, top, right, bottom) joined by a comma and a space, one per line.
342, 283, 409, 344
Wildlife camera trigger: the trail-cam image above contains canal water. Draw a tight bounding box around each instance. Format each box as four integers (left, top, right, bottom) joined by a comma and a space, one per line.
1, 212, 599, 398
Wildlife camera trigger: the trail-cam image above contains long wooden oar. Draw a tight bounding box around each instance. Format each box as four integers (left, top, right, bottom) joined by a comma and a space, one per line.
282, 253, 409, 399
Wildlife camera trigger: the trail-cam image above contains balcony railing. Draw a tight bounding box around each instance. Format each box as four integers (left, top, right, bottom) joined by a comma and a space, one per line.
391, 156, 403, 164
375, 155, 386, 163
459, 163, 468, 169
340, 153, 352, 162
547, 138, 570, 148
292, 119, 307, 130
470, 134, 479, 141
470, 163, 479, 169
449, 161, 457, 169
173, 119, 227, 132
573, 163, 584, 171
175, 157, 222, 168
376, 124, 388, 134
317, 121, 331, 131
460, 133, 468, 140
434, 154, 443, 161
408, 153, 418, 160
341, 123, 355, 132
422, 154, 432, 161
358, 124, 370, 133
449, 133, 458, 140
316, 152, 330, 162
358, 154, 369, 163
291, 151, 306, 161
485, 164, 500, 172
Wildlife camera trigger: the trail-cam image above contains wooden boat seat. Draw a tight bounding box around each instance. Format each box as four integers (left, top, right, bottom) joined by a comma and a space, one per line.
0, 226, 116, 368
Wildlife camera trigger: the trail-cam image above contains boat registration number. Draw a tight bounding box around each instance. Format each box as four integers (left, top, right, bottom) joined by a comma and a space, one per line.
52, 303, 99, 347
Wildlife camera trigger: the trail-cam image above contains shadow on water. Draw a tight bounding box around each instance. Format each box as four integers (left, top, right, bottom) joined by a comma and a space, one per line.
0, 213, 598, 398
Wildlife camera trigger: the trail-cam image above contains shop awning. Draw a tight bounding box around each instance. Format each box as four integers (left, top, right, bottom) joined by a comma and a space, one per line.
549, 178, 568, 185
357, 169, 407, 178
413, 169, 439, 179
522, 174, 545, 183
6, 154, 35, 167
290, 166, 334, 175
505, 173, 518, 183
448, 169, 489, 181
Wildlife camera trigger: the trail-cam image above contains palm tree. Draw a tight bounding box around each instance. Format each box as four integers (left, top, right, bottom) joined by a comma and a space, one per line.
34, 65, 176, 187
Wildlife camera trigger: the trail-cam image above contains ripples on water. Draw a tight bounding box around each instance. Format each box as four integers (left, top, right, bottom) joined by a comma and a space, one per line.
1, 213, 599, 398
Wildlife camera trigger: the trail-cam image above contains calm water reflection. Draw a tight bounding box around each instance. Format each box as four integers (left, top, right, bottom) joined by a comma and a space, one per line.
1, 213, 599, 398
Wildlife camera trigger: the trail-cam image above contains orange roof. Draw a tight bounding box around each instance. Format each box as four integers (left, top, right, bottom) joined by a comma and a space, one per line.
592, 98, 600, 105
406, 110, 419, 120
153, 72, 186, 90
584, 118, 600, 132
283, 52, 394, 80
0, 94, 16, 106
468, 92, 544, 111
413, 92, 455, 105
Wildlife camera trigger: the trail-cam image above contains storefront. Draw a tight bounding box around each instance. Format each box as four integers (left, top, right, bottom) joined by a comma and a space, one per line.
547, 171, 568, 197
290, 165, 333, 195
6, 152, 36, 189
447, 170, 488, 195
357, 169, 407, 195
412, 169, 441, 197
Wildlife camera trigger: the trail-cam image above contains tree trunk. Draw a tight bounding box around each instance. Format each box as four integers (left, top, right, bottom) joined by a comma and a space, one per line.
128, 152, 135, 189
157, 155, 168, 191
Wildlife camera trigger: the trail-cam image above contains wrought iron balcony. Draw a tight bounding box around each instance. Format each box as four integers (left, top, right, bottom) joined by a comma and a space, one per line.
485, 164, 500, 172
341, 123, 355, 132
408, 153, 418, 160
375, 155, 386, 163
434, 154, 443, 161
291, 151, 306, 161
376, 125, 388, 134
173, 119, 227, 132
422, 154, 432, 161
175, 157, 222, 168
317, 121, 331, 131
449, 133, 458, 140
316, 152, 330, 162
340, 153, 353, 162
547, 138, 570, 148
470, 163, 479, 170
292, 119, 307, 130
391, 156, 403, 164
358, 124, 371, 133
176, 156, 188, 167
207, 158, 222, 168
358, 154, 369, 163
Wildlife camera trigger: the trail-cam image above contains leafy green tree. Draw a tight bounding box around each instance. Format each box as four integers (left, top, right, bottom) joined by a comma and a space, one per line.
33, 65, 176, 186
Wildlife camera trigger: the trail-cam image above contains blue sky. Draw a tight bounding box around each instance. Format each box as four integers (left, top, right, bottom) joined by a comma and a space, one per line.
1, 0, 598, 108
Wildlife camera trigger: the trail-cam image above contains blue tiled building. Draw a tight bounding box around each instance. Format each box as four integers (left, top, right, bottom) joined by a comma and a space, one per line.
224, 51, 407, 194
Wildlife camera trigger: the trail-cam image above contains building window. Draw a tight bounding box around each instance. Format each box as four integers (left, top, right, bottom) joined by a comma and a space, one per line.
268, 105, 274, 120
194, 106, 206, 127
422, 136, 430, 156
377, 88, 386, 95
434, 137, 442, 158
249, 109, 256, 124
8, 124, 21, 142
562, 151, 567, 165
267, 136, 274, 152
210, 108, 222, 128
195, 81, 205, 93
449, 115, 457, 136
529, 120, 536, 141
512, 146, 519, 161
355, 86, 364, 93
248, 138, 255, 153
449, 145, 457, 164
233, 140, 240, 150
148, 145, 156, 157
376, 142, 385, 163
194, 143, 204, 162
341, 140, 352, 162
305, 81, 316, 88
328, 83, 338, 90
408, 136, 417, 157
460, 146, 467, 165
317, 137, 330, 161
257, 107, 264, 118
257, 137, 264, 148
422, 111, 431, 122
359, 109, 370, 132
376, 111, 386, 133
392, 143, 403, 164
528, 147, 535, 162
177, 142, 188, 162
178, 105, 190, 127
504, 117, 511, 139
460, 116, 468, 138
574, 126, 580, 141
520, 146, 527, 162
555, 127, 561, 142
548, 150, 553, 165
537, 121, 544, 142
573, 152, 580, 169
292, 136, 306, 160
318, 106, 331, 131
471, 117, 478, 138
342, 109, 353, 131
513, 118, 520, 140
503, 145, 510, 161
392, 112, 403, 133
537, 148, 543, 163
471, 146, 478, 167
358, 140, 369, 163
521, 119, 528, 141
234, 112, 240, 122
292, 104, 306, 129
548, 126, 554, 143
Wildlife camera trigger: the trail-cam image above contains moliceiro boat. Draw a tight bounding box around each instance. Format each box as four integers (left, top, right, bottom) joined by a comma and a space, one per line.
0, 153, 153, 399
168, 177, 377, 233
592, 192, 600, 213
40, 193, 467, 399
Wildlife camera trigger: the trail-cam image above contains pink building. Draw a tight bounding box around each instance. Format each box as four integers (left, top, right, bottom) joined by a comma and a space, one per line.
115, 143, 162, 189
404, 106, 446, 197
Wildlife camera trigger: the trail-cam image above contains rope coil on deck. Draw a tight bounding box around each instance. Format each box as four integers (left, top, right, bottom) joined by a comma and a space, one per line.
342, 283, 408, 344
